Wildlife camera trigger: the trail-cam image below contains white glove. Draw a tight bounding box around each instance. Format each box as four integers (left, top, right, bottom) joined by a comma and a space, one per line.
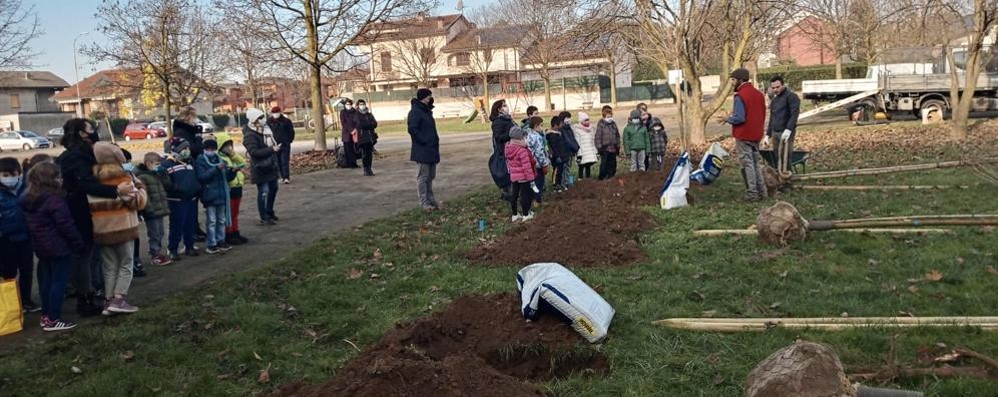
781, 129, 792, 141
762, 135, 771, 147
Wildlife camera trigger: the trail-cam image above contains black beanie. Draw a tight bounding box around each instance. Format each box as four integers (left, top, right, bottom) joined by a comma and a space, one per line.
203, 139, 218, 150
416, 88, 433, 100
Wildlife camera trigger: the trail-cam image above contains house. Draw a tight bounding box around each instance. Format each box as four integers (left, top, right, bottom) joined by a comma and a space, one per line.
53, 69, 144, 119
214, 78, 308, 114
0, 71, 73, 134
758, 13, 841, 68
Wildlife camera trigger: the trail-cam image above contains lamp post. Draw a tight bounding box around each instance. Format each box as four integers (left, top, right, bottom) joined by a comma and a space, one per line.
73, 32, 90, 118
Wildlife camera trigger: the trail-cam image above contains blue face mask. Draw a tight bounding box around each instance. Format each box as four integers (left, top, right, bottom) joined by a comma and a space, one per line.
0, 175, 20, 190
122, 163, 135, 172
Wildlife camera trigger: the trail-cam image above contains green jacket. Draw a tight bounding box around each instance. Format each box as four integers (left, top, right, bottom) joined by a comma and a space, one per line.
216, 133, 247, 189
623, 123, 651, 152
135, 164, 171, 219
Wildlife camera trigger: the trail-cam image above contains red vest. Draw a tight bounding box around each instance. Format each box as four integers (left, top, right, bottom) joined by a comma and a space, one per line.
732, 82, 766, 142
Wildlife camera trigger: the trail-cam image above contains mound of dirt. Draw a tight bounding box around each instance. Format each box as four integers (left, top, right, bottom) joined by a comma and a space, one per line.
272, 294, 607, 397
467, 170, 666, 267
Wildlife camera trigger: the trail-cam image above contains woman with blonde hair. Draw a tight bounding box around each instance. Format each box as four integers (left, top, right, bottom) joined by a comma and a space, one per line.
173, 106, 205, 160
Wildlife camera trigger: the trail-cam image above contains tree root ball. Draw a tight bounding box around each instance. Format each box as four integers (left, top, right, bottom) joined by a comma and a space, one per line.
744, 340, 856, 397
756, 201, 808, 246
762, 165, 781, 196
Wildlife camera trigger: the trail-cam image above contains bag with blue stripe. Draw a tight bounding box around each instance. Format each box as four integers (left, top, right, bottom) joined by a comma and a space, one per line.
516, 263, 615, 343
690, 142, 730, 185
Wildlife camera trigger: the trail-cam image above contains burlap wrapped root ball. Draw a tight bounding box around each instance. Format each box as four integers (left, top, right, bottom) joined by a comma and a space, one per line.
744, 340, 856, 397
756, 201, 808, 246
761, 165, 781, 196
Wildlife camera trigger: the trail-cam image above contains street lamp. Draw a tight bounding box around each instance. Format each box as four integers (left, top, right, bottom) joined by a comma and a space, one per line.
73, 32, 90, 118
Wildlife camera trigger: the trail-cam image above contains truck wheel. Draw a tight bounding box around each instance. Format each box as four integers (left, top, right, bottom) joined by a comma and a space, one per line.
920, 99, 947, 121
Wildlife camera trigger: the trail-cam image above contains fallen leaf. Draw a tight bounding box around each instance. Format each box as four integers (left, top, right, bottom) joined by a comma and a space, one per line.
701, 310, 717, 318
982, 225, 995, 234
71, 366, 83, 374
217, 348, 231, 358
840, 312, 849, 317
217, 374, 231, 380
867, 259, 880, 266
956, 257, 965, 265
899, 311, 915, 317
372, 249, 383, 260
987, 266, 998, 275
769, 302, 782, 310
908, 285, 919, 294
429, 285, 440, 292
291, 352, 303, 358
253, 351, 262, 361
370, 273, 381, 279
712, 374, 725, 385
346, 268, 364, 280
120, 351, 135, 361
925, 270, 943, 282
778, 271, 789, 279
935, 352, 961, 363
258, 368, 271, 384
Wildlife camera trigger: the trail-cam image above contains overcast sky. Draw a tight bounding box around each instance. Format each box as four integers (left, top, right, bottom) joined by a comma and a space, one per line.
28, 0, 485, 85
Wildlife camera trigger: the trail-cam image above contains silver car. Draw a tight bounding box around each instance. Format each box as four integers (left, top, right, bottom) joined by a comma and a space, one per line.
0, 130, 51, 151
150, 120, 214, 134
46, 128, 64, 145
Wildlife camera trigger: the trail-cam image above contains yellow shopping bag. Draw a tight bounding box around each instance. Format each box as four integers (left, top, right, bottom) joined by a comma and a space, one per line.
0, 279, 23, 336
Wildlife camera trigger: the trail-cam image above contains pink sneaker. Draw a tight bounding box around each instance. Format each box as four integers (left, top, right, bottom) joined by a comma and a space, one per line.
107, 298, 139, 314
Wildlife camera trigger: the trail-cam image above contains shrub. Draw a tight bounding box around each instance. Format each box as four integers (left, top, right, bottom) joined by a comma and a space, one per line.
234, 112, 248, 127
109, 118, 129, 137
211, 114, 231, 128
757, 63, 868, 91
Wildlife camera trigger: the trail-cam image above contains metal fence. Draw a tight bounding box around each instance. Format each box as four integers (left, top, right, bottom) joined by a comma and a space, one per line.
600, 83, 675, 103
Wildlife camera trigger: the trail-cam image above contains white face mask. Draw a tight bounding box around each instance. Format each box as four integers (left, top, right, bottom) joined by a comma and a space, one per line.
359, 105, 368, 112
122, 162, 135, 172
604, 116, 613, 122
653, 127, 663, 132
563, 118, 571, 124
501, 106, 510, 114
631, 118, 641, 124
0, 175, 20, 190
271, 113, 280, 119
345, 104, 353, 110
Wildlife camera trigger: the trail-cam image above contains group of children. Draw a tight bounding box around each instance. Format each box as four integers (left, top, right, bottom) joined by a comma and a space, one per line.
502, 104, 668, 222
0, 131, 249, 332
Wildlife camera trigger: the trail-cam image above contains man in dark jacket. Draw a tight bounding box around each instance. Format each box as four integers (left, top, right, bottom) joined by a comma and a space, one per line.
766, 76, 800, 174
339, 99, 360, 168
268, 106, 296, 184
243, 108, 283, 225
407, 88, 440, 211
716, 68, 768, 201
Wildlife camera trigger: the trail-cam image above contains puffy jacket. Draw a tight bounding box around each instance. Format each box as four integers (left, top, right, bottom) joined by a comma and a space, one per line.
546, 130, 569, 165
340, 108, 358, 142
355, 111, 379, 146
216, 133, 246, 189
560, 124, 580, 154
649, 126, 668, 155
623, 123, 651, 152
491, 114, 514, 149
268, 115, 296, 145
573, 122, 599, 164
21, 193, 83, 259
195, 153, 234, 207
525, 129, 550, 168
173, 119, 204, 159
594, 119, 620, 154
0, 182, 28, 241
161, 157, 201, 200
242, 126, 280, 184
58, 143, 120, 244
134, 164, 171, 219
407, 99, 440, 164
505, 140, 537, 183
88, 165, 146, 245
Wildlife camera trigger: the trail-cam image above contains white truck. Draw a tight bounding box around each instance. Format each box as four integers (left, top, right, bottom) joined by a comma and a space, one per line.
800, 55, 998, 119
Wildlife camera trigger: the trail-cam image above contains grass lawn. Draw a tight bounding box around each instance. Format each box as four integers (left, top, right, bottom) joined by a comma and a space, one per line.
1, 125, 996, 396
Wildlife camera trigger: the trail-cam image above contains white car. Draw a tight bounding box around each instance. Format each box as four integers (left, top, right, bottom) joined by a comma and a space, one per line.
0, 130, 51, 151
150, 120, 214, 134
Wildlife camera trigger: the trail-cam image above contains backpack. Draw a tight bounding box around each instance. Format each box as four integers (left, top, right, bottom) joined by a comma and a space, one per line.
336, 145, 348, 168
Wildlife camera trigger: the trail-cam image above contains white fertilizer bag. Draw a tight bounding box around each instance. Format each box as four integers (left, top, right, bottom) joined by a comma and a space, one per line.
516, 263, 615, 343
690, 142, 729, 185
660, 152, 691, 209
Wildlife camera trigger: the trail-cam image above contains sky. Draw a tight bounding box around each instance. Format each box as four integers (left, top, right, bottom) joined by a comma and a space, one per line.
27, 0, 487, 85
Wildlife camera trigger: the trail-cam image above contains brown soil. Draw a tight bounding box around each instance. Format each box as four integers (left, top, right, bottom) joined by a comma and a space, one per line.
466, 170, 667, 268
272, 294, 608, 397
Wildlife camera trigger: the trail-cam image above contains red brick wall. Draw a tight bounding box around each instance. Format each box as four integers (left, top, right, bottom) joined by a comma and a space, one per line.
777, 17, 837, 67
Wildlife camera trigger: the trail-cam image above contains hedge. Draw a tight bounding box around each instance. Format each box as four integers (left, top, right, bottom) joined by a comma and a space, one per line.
757, 63, 868, 91
211, 114, 230, 128
109, 118, 129, 137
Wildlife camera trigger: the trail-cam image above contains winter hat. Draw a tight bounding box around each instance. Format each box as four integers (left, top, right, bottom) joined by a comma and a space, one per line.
169, 137, 191, 154
578, 111, 590, 122
730, 68, 750, 81
246, 108, 266, 125
203, 138, 218, 150
94, 142, 126, 165
509, 126, 525, 140
416, 88, 433, 101
629, 109, 642, 120
270, 106, 282, 113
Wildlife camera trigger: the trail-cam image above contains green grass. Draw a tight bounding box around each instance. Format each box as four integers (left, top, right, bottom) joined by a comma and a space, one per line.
1, 140, 996, 396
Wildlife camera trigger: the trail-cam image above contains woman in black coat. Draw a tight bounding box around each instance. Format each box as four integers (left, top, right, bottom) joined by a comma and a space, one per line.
354, 100, 379, 176
57, 118, 132, 316
242, 109, 282, 225
173, 107, 204, 160
488, 99, 514, 200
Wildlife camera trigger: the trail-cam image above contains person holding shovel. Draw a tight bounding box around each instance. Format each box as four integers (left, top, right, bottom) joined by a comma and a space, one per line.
766, 76, 800, 178
716, 68, 768, 202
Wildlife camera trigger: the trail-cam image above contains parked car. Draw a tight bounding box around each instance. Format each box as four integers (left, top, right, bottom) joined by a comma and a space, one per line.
197, 121, 215, 134
46, 128, 64, 145
123, 123, 167, 141
148, 121, 168, 133
0, 130, 51, 151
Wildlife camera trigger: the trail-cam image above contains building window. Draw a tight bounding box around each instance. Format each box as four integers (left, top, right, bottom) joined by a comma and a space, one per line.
381, 52, 393, 72
9, 94, 20, 109
454, 52, 470, 67
420, 48, 436, 64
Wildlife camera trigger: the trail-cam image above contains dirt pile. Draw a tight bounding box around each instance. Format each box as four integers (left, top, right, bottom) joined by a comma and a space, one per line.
272, 294, 607, 397
467, 170, 666, 268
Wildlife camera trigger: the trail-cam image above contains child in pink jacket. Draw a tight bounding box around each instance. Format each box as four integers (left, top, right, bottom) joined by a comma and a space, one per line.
505, 127, 537, 222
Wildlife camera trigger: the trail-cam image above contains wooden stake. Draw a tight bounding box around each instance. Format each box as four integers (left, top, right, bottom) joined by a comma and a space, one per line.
807, 214, 998, 231
693, 228, 953, 236
792, 158, 998, 181
798, 185, 970, 191
654, 317, 998, 332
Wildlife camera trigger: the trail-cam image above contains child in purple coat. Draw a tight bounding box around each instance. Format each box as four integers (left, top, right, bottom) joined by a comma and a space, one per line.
20, 161, 84, 332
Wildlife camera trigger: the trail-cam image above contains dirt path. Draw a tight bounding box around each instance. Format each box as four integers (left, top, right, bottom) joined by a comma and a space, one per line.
2, 133, 493, 348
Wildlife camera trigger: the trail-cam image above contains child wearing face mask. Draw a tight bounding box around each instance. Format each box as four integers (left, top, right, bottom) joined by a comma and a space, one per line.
195, 139, 234, 255
0, 157, 38, 313
215, 133, 249, 246
120, 149, 147, 278
162, 138, 203, 260
525, 116, 551, 203
594, 107, 621, 180
573, 112, 599, 179
649, 120, 669, 171
135, 152, 172, 266
546, 116, 570, 192
88, 142, 147, 316
623, 109, 651, 172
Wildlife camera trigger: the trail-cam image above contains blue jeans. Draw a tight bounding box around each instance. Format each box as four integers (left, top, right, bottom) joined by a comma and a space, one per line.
204, 205, 227, 247
37, 255, 72, 320
257, 180, 279, 220
168, 199, 197, 253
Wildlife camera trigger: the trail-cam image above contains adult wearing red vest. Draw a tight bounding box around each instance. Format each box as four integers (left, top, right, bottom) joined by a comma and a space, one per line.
717, 68, 768, 201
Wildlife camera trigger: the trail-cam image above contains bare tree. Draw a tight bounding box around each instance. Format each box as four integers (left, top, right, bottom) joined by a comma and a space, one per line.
217, 9, 281, 114
575, 16, 639, 107
0, 0, 40, 71
381, 35, 442, 87
934, 0, 998, 138
91, 0, 225, 137
226, 0, 433, 151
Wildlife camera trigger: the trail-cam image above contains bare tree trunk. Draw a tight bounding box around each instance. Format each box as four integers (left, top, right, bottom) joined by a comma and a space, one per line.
543, 76, 552, 112
688, 83, 707, 145
481, 72, 490, 114
309, 63, 327, 150
835, 58, 843, 79
164, 79, 173, 139
609, 61, 618, 107
951, 0, 989, 140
